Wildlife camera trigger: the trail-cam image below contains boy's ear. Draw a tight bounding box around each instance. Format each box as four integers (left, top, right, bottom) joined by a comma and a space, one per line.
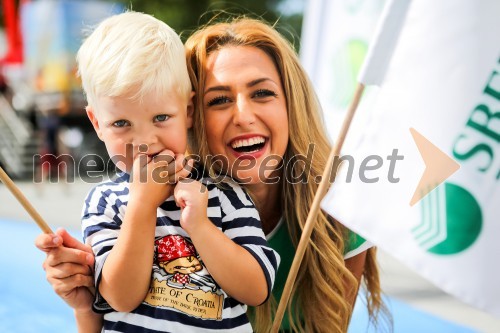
86, 106, 103, 141
186, 91, 195, 129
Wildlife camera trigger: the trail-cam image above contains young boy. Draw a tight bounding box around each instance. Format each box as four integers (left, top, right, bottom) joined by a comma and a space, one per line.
79, 12, 279, 332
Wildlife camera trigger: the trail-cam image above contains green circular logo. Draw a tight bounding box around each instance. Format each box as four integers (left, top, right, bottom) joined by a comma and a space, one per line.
412, 182, 482, 255
331, 39, 368, 108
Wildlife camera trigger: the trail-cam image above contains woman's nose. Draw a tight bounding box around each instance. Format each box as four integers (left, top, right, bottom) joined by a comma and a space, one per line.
232, 98, 256, 126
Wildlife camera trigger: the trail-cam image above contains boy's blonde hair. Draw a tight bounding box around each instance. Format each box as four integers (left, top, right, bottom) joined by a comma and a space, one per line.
77, 11, 191, 108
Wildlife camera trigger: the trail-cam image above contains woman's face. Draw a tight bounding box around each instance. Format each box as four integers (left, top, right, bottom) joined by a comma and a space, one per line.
203, 46, 289, 185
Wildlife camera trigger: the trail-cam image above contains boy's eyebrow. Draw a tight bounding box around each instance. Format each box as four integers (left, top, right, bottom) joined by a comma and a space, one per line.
204, 78, 273, 94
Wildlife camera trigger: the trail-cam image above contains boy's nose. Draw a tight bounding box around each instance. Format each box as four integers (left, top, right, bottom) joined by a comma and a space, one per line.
134, 131, 158, 151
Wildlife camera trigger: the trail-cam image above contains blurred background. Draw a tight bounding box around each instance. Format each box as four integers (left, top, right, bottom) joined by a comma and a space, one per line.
0, 0, 499, 332
0, 0, 304, 182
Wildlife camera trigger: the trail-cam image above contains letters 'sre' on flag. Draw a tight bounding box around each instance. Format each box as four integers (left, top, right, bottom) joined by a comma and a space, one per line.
321, 0, 500, 318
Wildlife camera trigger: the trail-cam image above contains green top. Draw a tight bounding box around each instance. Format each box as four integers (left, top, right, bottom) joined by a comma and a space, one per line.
264, 219, 369, 331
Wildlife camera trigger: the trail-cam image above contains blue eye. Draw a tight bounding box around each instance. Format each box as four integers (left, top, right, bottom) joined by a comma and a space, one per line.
112, 119, 129, 127
207, 96, 231, 107
154, 114, 169, 122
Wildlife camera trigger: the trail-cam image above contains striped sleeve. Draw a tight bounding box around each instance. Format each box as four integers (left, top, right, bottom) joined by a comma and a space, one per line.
217, 181, 280, 303
81, 180, 128, 313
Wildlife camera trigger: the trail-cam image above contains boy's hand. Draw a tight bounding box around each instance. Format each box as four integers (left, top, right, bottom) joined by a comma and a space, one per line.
174, 179, 209, 234
129, 151, 193, 208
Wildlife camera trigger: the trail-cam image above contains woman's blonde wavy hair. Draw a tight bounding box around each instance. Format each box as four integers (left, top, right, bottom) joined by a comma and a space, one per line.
185, 17, 386, 333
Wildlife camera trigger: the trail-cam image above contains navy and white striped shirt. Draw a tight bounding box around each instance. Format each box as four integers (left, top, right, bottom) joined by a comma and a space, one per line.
82, 173, 279, 332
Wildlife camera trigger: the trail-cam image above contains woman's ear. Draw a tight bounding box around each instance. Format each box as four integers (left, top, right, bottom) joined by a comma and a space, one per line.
86, 106, 103, 141
186, 91, 195, 129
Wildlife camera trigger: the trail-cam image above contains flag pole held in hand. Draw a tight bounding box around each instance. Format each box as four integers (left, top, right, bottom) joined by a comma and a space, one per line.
271, 0, 413, 330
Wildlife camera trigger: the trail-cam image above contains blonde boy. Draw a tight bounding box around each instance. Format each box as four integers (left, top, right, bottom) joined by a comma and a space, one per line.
78, 12, 279, 332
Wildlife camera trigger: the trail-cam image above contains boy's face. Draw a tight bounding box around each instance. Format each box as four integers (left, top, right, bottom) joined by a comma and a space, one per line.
86, 91, 193, 173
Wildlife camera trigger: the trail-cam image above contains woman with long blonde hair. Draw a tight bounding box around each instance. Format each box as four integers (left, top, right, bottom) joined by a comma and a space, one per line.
35, 15, 386, 333
185, 17, 385, 332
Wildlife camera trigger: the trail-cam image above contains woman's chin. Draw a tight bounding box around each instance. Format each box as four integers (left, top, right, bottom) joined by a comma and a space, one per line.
231, 171, 279, 186
227, 159, 283, 186
232, 172, 262, 185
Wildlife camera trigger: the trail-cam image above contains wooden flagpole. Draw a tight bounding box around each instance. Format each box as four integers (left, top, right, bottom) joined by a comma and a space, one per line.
0, 166, 53, 233
271, 83, 366, 332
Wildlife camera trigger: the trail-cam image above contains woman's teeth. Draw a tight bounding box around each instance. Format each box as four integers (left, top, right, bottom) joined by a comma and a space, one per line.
231, 137, 265, 148
231, 137, 266, 153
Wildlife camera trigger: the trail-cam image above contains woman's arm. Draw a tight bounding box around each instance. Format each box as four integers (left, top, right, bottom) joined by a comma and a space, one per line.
344, 250, 368, 306
74, 308, 103, 333
35, 228, 103, 332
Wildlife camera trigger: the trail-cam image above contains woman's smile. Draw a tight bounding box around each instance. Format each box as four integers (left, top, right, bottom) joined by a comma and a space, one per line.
228, 134, 268, 159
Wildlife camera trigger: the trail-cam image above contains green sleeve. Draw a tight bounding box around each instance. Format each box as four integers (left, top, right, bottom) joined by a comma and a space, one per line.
344, 229, 372, 259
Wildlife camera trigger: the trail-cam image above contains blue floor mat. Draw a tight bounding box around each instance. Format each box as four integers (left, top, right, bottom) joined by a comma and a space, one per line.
0, 218, 476, 333
0, 219, 75, 333
349, 296, 476, 333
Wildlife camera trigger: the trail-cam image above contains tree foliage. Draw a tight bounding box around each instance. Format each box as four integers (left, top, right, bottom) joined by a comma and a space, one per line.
107, 0, 303, 49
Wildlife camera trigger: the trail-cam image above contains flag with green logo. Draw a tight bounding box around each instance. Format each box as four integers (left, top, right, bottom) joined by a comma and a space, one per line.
321, 0, 500, 317
300, 0, 385, 137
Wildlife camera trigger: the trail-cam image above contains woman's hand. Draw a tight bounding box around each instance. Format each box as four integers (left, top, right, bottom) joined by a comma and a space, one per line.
344, 250, 368, 306
35, 228, 95, 312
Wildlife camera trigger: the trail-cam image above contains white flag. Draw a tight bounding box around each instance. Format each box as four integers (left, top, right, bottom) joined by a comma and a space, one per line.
321, 0, 500, 318
300, 0, 386, 137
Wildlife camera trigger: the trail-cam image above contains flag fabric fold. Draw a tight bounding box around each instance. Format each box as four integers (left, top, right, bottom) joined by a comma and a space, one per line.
357, 0, 411, 86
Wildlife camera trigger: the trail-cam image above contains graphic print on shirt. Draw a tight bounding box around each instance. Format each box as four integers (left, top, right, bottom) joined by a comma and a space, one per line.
144, 235, 224, 320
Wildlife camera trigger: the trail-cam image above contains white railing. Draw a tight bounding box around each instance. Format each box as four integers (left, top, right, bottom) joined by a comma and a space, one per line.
0, 95, 32, 176
0, 95, 30, 143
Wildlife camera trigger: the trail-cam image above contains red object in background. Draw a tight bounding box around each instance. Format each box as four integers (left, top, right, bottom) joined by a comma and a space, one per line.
2, 0, 27, 65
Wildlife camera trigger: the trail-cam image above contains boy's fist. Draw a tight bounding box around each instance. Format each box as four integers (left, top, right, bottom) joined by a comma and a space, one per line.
174, 179, 209, 234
